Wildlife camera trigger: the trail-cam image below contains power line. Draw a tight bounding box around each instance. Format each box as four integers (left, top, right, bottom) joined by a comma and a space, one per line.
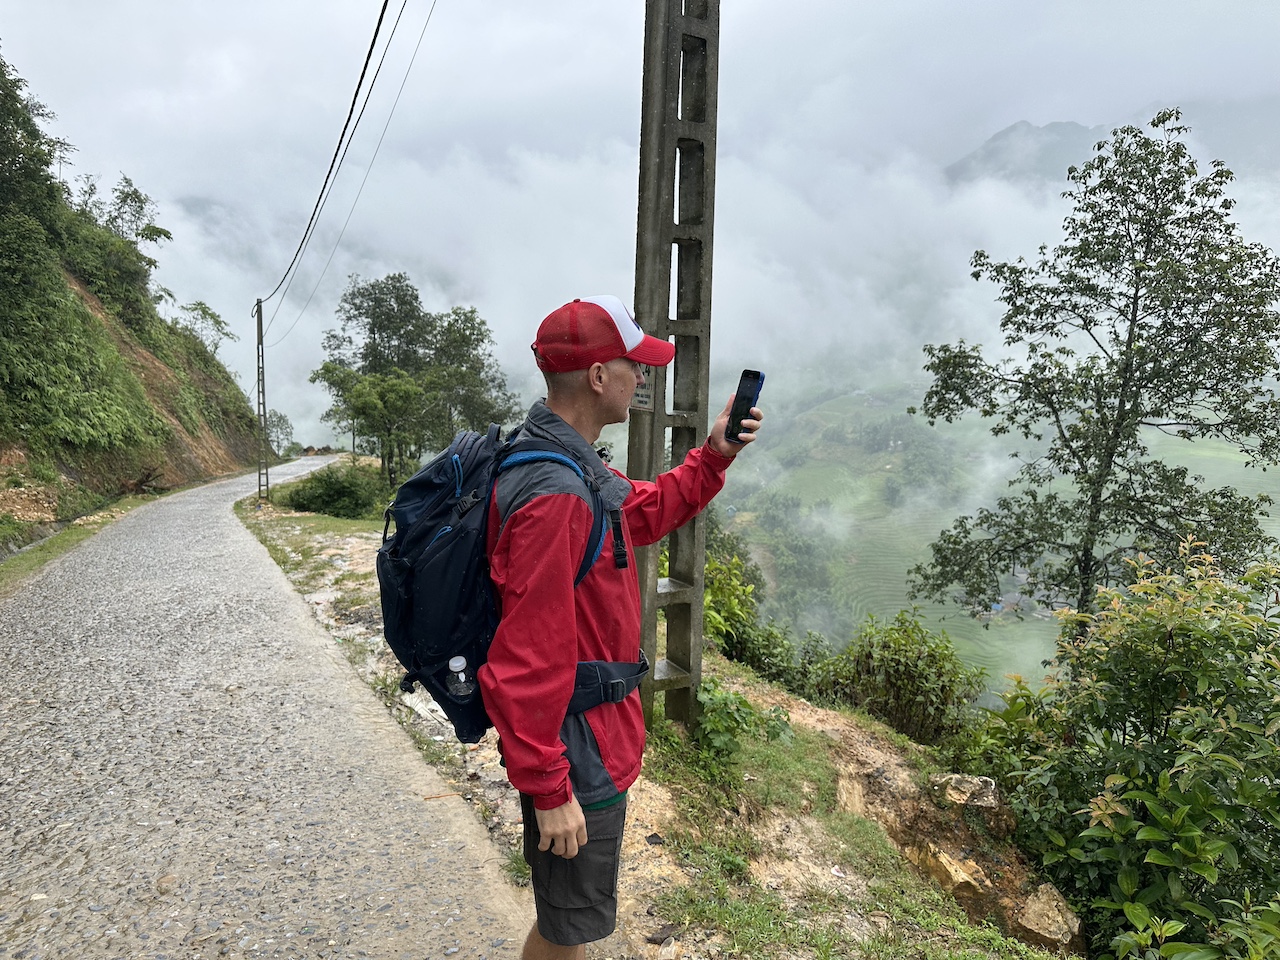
257, 0, 392, 310
265, 0, 439, 349
263, 0, 412, 335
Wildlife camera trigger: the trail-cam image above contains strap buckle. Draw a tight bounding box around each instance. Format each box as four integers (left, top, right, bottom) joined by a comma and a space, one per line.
605, 677, 628, 703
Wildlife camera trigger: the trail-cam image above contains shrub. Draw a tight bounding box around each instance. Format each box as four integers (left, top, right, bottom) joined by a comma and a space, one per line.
276, 462, 387, 519
699, 520, 984, 748
693, 676, 791, 783
808, 611, 986, 745
974, 548, 1280, 957
703, 553, 759, 651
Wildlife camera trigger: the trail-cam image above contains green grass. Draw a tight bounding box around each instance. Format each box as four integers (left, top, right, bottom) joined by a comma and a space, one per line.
643, 690, 1058, 960
234, 497, 380, 584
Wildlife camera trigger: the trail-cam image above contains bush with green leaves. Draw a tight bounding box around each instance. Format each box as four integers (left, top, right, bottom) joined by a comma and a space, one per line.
276, 462, 389, 520
697, 518, 986, 749
807, 611, 986, 745
703, 549, 800, 686
0, 211, 170, 452
692, 676, 791, 783
974, 548, 1280, 958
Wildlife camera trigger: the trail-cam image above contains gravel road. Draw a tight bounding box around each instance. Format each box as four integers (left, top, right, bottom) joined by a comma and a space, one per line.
0, 461, 534, 959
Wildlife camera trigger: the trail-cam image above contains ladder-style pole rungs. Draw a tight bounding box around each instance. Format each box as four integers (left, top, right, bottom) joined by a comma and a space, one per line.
656, 578, 698, 608
663, 410, 701, 430
651, 657, 693, 691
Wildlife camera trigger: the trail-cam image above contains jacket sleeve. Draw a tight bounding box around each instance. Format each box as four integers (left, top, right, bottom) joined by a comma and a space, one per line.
622, 440, 735, 547
478, 492, 594, 810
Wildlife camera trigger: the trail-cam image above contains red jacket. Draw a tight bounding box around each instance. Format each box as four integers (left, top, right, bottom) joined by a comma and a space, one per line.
478, 402, 733, 810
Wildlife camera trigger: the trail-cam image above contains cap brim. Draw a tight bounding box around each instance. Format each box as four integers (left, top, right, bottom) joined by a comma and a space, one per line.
624, 334, 675, 367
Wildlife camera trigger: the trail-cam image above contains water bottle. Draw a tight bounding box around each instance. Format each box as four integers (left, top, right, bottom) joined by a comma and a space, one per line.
444, 655, 477, 698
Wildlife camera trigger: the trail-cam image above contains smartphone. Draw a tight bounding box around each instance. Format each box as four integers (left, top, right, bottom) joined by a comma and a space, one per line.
725, 369, 765, 444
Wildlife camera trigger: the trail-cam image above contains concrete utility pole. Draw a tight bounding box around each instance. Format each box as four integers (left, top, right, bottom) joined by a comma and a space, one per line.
255, 299, 270, 505
629, 0, 720, 727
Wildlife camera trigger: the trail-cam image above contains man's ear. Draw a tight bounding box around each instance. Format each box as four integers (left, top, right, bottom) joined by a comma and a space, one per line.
587, 362, 607, 394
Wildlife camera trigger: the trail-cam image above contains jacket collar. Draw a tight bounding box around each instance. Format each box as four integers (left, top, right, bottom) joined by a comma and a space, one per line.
518, 401, 632, 510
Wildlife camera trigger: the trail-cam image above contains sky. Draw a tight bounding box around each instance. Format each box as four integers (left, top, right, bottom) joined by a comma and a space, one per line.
5, 1, 1280, 443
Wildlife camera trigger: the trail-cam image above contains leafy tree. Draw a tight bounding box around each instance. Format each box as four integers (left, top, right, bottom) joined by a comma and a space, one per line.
332, 271, 433, 376
104, 174, 172, 247
0, 52, 61, 233
59, 180, 165, 331
179, 300, 236, 356
347, 370, 426, 486
309, 360, 362, 454
420, 305, 521, 449
314, 274, 520, 476
265, 409, 293, 454
910, 110, 1280, 617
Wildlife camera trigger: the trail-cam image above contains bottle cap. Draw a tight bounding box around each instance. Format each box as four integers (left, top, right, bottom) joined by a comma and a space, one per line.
448, 655, 467, 673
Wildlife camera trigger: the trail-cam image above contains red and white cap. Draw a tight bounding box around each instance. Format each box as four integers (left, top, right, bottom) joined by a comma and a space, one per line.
532, 295, 676, 373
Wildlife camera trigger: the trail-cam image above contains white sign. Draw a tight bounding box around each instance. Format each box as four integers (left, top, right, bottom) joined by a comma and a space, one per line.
630, 365, 656, 411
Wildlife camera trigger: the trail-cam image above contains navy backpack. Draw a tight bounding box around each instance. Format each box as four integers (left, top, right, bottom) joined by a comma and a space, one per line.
376, 424, 647, 742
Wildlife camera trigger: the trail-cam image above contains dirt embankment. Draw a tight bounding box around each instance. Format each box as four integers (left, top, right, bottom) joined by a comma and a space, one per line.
1, 276, 260, 539
64, 274, 258, 488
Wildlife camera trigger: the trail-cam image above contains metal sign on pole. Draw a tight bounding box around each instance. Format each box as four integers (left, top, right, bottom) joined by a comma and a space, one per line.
255, 299, 270, 505
629, 0, 720, 727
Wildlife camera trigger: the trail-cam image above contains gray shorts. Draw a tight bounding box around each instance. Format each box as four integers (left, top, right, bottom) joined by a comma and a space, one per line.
521, 793, 628, 946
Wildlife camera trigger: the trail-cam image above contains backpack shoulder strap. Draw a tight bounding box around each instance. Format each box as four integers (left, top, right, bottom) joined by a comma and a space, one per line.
495, 440, 606, 586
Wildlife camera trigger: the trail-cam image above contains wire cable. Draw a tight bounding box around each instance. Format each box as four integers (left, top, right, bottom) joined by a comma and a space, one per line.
257, 0, 392, 309
265, 0, 439, 349
262, 0, 411, 334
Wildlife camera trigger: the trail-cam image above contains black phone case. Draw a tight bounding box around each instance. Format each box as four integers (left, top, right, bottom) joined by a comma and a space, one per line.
726, 371, 764, 444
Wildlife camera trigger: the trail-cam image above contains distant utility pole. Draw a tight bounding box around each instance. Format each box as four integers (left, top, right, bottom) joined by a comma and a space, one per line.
255, 299, 270, 505
629, 0, 720, 728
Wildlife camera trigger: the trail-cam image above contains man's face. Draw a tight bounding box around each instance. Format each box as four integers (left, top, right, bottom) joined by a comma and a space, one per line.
599, 357, 646, 425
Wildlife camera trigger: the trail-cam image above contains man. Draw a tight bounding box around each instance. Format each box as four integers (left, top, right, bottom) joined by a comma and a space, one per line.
478, 295, 762, 959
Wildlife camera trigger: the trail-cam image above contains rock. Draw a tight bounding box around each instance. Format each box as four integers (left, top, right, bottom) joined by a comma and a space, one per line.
836, 776, 867, 818
155, 873, 179, 895
928, 773, 1017, 838
646, 923, 682, 944
1013, 883, 1085, 956
929, 773, 999, 808
905, 843, 991, 910
400, 689, 450, 726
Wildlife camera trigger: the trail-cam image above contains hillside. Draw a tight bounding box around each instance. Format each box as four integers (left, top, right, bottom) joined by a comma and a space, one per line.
718, 379, 1280, 683
1, 52, 259, 554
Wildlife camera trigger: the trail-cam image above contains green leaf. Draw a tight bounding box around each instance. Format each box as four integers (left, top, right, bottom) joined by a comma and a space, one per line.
1145, 850, 1178, 867
1159, 946, 1221, 960
1181, 902, 1216, 922
1135, 826, 1171, 842
1186, 862, 1219, 884
1119, 866, 1141, 898
1123, 901, 1152, 929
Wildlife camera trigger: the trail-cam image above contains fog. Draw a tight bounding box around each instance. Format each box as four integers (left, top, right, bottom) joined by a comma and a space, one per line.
4, 2, 1280, 443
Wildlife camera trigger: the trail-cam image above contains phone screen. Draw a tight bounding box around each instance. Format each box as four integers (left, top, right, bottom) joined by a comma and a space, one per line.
726, 369, 764, 444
